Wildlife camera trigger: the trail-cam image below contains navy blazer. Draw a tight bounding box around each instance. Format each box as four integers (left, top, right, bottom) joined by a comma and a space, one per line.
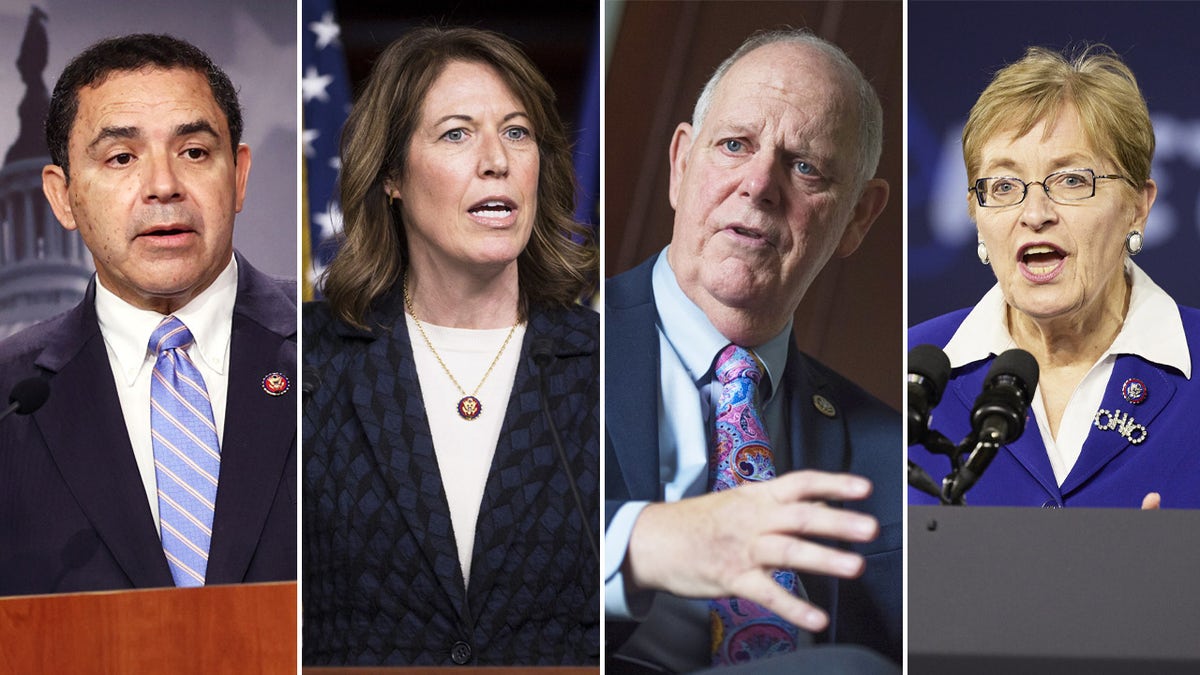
302, 291, 600, 666
0, 254, 297, 595
605, 256, 902, 664
910, 306, 1200, 508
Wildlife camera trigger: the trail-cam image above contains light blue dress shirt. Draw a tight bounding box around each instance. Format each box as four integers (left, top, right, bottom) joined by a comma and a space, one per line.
604, 248, 793, 619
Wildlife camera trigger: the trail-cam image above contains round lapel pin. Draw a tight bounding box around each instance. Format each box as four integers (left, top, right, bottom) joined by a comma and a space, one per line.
812, 394, 837, 418
1121, 378, 1147, 405
262, 372, 290, 396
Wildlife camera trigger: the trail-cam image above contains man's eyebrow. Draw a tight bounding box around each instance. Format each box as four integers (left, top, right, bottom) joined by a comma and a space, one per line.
85, 120, 221, 153
88, 126, 140, 151
175, 120, 220, 138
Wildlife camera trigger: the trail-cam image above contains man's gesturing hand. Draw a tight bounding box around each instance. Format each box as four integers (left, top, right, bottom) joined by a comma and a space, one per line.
623, 470, 878, 632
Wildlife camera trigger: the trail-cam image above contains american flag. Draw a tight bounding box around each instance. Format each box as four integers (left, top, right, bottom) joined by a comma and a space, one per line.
301, 0, 351, 300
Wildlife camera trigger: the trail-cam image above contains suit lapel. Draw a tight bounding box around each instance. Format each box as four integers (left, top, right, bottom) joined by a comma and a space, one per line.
465, 306, 598, 622
605, 263, 661, 501
205, 277, 296, 582
779, 346, 838, 642
785, 347, 848, 475
350, 308, 468, 620
466, 319, 540, 621
33, 290, 173, 588
1061, 355, 1176, 495
947, 360, 1059, 498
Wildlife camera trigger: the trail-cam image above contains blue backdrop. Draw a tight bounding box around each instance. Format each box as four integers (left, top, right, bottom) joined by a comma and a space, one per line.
909, 1, 1200, 325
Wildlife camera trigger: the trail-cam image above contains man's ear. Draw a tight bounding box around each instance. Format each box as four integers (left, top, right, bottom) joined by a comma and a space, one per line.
42, 164, 76, 231
835, 178, 889, 258
233, 144, 252, 213
667, 122, 694, 211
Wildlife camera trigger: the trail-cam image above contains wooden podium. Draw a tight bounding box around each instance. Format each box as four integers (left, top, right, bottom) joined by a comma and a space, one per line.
0, 581, 296, 674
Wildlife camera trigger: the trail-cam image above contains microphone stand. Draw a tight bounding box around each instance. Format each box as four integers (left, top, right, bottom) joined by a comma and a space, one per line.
908, 430, 996, 506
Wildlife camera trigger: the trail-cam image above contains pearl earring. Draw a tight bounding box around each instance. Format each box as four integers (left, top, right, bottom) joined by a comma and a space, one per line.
1125, 230, 1144, 256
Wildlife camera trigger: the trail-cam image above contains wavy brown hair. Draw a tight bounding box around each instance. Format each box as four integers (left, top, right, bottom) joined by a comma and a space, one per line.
322, 27, 597, 328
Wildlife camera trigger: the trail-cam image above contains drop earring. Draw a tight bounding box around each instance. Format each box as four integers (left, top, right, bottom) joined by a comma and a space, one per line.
977, 240, 990, 265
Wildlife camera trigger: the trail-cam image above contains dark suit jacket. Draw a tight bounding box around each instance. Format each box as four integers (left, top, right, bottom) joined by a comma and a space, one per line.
0, 253, 297, 595
302, 291, 600, 666
605, 256, 902, 665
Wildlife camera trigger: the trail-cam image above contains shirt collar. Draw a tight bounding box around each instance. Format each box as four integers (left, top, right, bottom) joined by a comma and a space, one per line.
95, 254, 239, 385
652, 248, 792, 398
944, 260, 1190, 378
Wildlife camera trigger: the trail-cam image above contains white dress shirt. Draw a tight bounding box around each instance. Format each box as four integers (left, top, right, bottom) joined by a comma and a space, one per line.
94, 255, 237, 534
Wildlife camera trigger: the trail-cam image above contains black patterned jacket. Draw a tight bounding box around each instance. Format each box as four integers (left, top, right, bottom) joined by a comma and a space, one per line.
302, 290, 600, 666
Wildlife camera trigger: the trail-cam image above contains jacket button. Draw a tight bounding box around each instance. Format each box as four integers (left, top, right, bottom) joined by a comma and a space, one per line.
1041, 500, 1060, 509
450, 641, 472, 665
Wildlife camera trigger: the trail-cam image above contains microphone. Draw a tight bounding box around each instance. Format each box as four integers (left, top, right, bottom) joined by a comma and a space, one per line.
302, 366, 322, 399
530, 338, 554, 368
0, 377, 51, 423
530, 338, 599, 567
908, 344, 951, 444
970, 349, 1039, 445
946, 349, 1039, 503
908, 459, 943, 500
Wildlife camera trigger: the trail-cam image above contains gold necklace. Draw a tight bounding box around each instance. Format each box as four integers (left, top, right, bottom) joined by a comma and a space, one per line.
402, 272, 519, 421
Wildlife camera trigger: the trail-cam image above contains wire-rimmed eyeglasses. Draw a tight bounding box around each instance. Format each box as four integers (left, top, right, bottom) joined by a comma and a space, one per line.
969, 168, 1134, 207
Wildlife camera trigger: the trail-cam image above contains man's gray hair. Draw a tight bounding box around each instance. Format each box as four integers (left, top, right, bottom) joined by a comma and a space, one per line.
691, 29, 884, 190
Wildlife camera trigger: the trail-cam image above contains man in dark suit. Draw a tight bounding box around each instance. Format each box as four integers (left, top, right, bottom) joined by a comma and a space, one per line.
0, 34, 295, 595
605, 30, 900, 671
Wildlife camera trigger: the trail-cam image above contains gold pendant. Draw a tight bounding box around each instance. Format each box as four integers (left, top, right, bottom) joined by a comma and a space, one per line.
457, 395, 482, 420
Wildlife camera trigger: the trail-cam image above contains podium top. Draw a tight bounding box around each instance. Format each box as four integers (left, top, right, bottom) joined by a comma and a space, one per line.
0, 581, 296, 674
909, 506, 1200, 673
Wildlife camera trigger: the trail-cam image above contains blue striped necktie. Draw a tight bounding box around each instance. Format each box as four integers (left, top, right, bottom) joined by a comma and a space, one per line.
149, 316, 220, 587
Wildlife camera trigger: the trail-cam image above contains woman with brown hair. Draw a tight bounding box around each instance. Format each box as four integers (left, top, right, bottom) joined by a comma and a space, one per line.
303, 27, 598, 665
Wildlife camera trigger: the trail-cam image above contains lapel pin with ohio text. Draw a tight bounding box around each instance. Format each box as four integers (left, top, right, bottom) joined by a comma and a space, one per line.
1093, 407, 1147, 445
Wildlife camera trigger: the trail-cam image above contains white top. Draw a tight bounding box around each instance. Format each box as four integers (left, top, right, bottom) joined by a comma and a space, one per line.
943, 260, 1190, 485
94, 255, 238, 533
406, 313, 526, 588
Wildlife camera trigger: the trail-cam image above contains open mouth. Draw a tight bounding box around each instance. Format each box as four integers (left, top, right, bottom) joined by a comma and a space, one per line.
1019, 243, 1066, 278
724, 224, 774, 247
468, 199, 516, 219
731, 226, 763, 240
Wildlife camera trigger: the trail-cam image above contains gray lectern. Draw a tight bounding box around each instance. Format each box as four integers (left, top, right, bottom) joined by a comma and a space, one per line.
909, 505, 1200, 674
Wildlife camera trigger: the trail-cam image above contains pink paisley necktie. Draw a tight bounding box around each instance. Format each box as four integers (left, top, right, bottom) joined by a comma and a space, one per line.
708, 344, 800, 664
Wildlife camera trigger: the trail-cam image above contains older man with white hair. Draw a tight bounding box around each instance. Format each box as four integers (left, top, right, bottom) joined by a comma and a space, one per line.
604, 29, 900, 672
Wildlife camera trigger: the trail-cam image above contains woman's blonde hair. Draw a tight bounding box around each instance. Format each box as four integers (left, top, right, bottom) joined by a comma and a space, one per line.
963, 44, 1154, 190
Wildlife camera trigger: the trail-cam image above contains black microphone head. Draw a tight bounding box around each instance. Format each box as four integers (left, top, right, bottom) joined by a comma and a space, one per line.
987, 349, 1039, 401
531, 338, 555, 367
9, 377, 50, 415
302, 367, 322, 396
908, 344, 951, 406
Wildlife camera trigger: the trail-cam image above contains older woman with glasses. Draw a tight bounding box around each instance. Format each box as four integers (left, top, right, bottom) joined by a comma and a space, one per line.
909, 45, 1200, 508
